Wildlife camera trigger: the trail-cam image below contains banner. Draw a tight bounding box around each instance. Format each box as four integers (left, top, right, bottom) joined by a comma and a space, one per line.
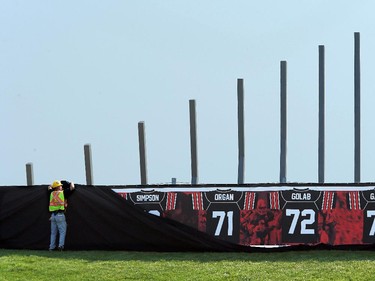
113, 185, 375, 247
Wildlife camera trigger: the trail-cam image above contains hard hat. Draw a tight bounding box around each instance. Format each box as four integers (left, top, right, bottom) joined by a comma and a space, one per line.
51, 180, 63, 188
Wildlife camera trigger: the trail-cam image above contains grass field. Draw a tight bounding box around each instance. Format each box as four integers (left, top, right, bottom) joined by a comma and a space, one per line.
0, 249, 375, 281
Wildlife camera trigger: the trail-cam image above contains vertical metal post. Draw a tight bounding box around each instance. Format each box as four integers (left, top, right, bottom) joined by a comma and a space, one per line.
26, 162, 34, 186
318, 45, 325, 183
84, 144, 94, 185
354, 32, 361, 183
172, 177, 177, 185
237, 78, 245, 184
189, 99, 198, 185
138, 121, 148, 185
280, 61, 287, 183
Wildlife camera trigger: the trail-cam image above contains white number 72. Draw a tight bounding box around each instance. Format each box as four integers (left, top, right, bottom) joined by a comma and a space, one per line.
367, 210, 375, 236
286, 209, 315, 235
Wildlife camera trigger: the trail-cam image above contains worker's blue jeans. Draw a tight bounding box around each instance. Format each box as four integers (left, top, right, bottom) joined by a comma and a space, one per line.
49, 212, 67, 250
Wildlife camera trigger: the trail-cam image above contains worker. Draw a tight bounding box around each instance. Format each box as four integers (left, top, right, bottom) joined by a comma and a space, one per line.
48, 180, 75, 251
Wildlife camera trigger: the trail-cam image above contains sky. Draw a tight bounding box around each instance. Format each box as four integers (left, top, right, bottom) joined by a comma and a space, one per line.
2, 1, 375, 186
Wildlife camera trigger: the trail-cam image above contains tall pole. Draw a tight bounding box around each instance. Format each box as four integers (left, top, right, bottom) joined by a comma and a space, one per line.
138, 121, 148, 185
280, 61, 287, 183
354, 32, 361, 183
237, 78, 245, 184
26, 162, 34, 186
189, 99, 198, 185
318, 45, 325, 183
84, 144, 94, 185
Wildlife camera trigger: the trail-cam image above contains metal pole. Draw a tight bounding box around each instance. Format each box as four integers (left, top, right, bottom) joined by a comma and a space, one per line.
318, 45, 325, 183
280, 61, 287, 183
138, 121, 148, 185
84, 144, 94, 185
26, 162, 34, 186
189, 99, 198, 185
354, 32, 361, 183
237, 78, 245, 184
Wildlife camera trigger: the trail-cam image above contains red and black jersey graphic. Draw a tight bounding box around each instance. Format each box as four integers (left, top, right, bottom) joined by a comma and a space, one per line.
240, 191, 282, 246
128, 190, 177, 216
338, 191, 365, 244
359, 190, 375, 243
191, 190, 248, 243
114, 187, 375, 247
320, 191, 362, 245
279, 189, 335, 244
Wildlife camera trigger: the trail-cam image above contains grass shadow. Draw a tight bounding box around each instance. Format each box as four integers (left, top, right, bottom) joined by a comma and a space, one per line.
1, 248, 375, 263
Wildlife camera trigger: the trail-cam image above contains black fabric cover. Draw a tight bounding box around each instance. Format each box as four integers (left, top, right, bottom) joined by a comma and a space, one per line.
0, 185, 373, 252
0, 185, 248, 251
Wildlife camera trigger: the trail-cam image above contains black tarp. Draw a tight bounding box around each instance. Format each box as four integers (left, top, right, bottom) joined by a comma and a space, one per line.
0, 185, 251, 251
0, 185, 373, 252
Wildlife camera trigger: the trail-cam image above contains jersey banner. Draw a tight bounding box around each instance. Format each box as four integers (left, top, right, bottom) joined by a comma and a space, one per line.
113, 185, 375, 247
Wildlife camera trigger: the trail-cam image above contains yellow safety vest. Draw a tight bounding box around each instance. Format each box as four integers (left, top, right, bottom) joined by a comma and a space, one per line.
49, 191, 65, 212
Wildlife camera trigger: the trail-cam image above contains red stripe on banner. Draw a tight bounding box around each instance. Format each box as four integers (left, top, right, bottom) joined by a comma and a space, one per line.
251, 192, 255, 209
173, 193, 177, 209
349, 191, 361, 210
271, 192, 274, 209
118, 192, 127, 200
198, 192, 203, 210
192, 192, 203, 210
349, 192, 354, 209
269, 193, 273, 209
244, 192, 255, 210
166, 193, 171, 210
322, 191, 334, 210
356, 191, 361, 209
269, 192, 280, 209
244, 193, 249, 210
354, 192, 360, 210
244, 192, 249, 210
322, 192, 326, 210
276, 192, 280, 209
329, 192, 333, 209
166, 193, 177, 210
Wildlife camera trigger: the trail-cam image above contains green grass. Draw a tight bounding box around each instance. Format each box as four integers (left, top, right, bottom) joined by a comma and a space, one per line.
0, 249, 375, 281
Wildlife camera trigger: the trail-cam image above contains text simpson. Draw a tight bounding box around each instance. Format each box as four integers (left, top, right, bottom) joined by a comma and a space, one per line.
136, 194, 160, 202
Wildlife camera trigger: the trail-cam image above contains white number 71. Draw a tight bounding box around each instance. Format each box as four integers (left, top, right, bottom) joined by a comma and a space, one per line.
212, 211, 233, 236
